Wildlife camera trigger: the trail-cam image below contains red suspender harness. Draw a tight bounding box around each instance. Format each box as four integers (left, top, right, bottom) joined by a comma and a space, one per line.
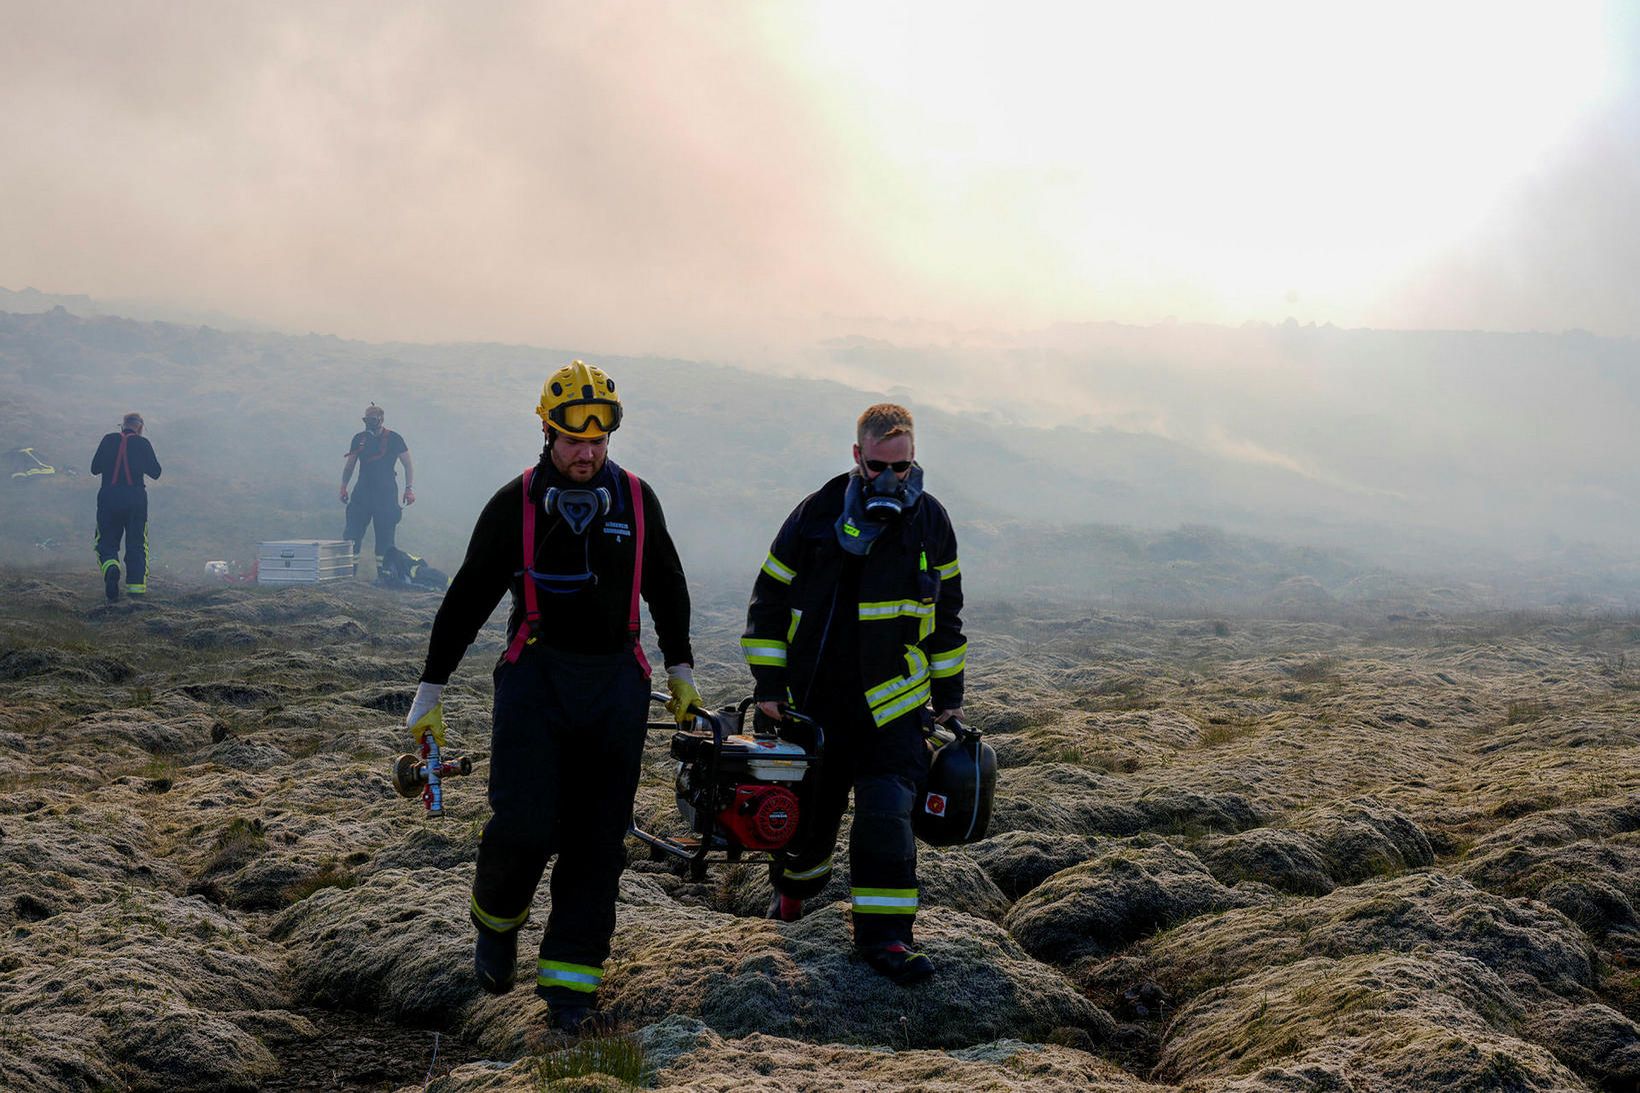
502, 466, 650, 678
502, 467, 541, 665
626, 469, 651, 678
112, 432, 136, 486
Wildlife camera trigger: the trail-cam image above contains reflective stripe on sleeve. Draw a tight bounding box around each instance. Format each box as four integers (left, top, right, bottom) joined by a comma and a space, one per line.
761, 552, 797, 585
740, 637, 788, 667
929, 641, 967, 679
935, 558, 961, 581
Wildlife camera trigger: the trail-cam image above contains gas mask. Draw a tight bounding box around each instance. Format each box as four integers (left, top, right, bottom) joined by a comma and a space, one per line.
861, 467, 909, 522
544, 486, 611, 536
363, 416, 383, 435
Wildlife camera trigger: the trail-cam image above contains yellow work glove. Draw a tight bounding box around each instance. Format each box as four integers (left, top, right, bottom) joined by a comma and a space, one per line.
665, 664, 703, 724
405, 681, 447, 747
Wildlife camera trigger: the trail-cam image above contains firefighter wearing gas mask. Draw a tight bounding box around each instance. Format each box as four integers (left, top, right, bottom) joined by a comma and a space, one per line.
742, 403, 966, 984
404, 361, 700, 1034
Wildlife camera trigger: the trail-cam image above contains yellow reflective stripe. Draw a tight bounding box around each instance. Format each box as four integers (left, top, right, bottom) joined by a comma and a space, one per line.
537, 959, 603, 993
783, 856, 833, 881
127, 584, 148, 594
858, 600, 935, 622
929, 641, 967, 679
740, 637, 788, 667
471, 894, 529, 933
852, 887, 919, 914
99, 558, 119, 574
761, 552, 796, 585
935, 558, 961, 580
871, 680, 931, 727
865, 647, 930, 707
787, 608, 802, 642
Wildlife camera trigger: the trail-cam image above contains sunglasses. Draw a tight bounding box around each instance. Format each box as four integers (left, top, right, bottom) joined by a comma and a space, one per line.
862, 458, 913, 473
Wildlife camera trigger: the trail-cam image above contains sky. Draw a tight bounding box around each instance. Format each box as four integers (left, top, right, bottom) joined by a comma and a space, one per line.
1, 1, 1635, 361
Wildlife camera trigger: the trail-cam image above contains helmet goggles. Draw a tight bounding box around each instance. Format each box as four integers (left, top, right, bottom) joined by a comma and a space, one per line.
548, 399, 622, 437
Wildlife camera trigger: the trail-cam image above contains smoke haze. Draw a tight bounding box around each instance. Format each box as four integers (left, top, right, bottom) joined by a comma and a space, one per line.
2, 1, 1637, 362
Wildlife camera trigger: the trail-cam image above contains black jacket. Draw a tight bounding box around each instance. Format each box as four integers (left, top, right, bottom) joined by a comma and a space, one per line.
91, 431, 162, 488
743, 473, 965, 727
421, 456, 692, 684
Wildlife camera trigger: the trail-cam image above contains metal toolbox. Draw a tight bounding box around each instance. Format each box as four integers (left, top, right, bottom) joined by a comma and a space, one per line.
256, 539, 355, 584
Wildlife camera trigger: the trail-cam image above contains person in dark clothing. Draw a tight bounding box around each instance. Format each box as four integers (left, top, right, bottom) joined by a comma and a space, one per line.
340, 403, 415, 571
743, 403, 965, 985
90, 412, 163, 601
401, 361, 702, 1035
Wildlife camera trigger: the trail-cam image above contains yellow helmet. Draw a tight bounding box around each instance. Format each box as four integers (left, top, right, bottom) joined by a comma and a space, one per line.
536, 360, 622, 439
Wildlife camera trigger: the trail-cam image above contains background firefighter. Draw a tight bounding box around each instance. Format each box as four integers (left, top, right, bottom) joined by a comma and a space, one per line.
400, 361, 702, 1035
90, 411, 162, 601
744, 403, 966, 985
339, 402, 415, 571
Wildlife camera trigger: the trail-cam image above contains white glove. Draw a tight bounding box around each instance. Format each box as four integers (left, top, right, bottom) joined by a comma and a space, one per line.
405, 682, 446, 745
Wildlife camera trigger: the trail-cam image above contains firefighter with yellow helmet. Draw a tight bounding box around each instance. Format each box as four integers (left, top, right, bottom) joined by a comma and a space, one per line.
403, 361, 701, 1034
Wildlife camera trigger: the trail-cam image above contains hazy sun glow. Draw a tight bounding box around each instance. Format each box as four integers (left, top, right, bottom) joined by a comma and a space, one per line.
767, 1, 1619, 327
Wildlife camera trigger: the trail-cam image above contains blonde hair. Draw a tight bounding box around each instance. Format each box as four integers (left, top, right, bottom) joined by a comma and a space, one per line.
856, 403, 914, 446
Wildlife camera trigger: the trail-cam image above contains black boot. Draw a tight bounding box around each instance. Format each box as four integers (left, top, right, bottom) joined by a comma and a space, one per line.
104, 563, 121, 602
474, 928, 518, 994
859, 940, 935, 985
548, 1002, 612, 1036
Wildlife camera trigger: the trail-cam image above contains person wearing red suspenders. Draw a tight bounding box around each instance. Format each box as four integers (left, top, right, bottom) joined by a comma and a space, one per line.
401, 361, 702, 1035
339, 403, 415, 573
90, 412, 163, 601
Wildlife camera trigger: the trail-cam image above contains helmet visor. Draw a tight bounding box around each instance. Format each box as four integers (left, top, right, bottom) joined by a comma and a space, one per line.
550, 400, 622, 435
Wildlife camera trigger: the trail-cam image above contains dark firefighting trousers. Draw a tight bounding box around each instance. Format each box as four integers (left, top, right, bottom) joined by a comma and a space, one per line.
469, 644, 649, 1006
95, 484, 150, 592
342, 484, 400, 564
768, 685, 929, 946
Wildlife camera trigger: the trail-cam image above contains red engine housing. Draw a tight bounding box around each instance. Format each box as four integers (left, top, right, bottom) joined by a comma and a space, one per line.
716, 784, 801, 851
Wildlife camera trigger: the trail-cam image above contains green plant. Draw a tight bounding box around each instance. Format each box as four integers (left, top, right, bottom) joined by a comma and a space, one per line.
280, 863, 357, 904
531, 1033, 647, 1088
200, 816, 267, 875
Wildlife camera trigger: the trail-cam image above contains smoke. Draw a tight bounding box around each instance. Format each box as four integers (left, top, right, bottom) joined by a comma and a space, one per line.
2, 1, 1634, 360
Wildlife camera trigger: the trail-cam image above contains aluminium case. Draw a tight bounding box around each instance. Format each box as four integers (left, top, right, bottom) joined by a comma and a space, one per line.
256, 539, 355, 584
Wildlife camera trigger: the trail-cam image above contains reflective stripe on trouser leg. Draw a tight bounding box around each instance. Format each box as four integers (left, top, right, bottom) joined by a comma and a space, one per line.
538, 959, 603, 994
849, 772, 920, 945
851, 887, 919, 914
536, 648, 649, 1000
783, 856, 833, 882
125, 491, 149, 589
471, 893, 530, 934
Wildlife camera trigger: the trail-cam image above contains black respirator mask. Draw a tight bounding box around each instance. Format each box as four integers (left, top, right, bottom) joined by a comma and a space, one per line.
363, 416, 383, 435
544, 486, 612, 536
862, 467, 909, 522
